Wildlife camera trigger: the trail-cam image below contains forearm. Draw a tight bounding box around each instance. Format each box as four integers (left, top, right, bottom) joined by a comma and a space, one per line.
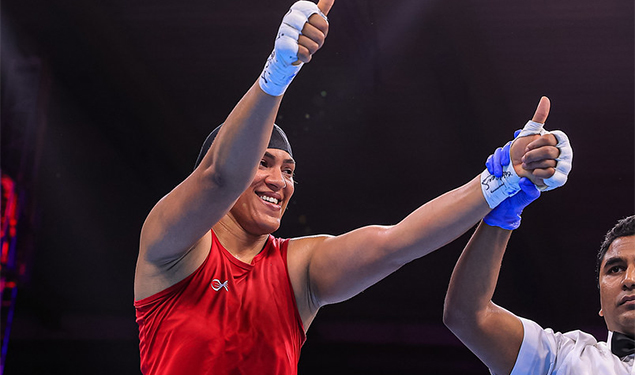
140, 2, 331, 264
197, 81, 283, 192
444, 221, 511, 320
309, 177, 491, 305
443, 221, 523, 375
139, 82, 282, 265
384, 176, 491, 262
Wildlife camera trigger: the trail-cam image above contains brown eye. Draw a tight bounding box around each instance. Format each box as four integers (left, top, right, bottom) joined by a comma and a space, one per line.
608, 266, 624, 274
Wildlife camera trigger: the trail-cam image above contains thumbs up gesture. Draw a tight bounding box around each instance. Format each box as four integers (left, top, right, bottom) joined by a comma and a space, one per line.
259, 1, 335, 96
508, 97, 573, 191
481, 97, 574, 209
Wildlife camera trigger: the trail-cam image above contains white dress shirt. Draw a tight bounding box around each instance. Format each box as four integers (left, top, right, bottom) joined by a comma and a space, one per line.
507, 317, 634, 375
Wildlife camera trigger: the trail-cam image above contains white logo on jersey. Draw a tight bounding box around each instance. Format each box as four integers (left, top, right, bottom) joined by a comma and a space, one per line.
211, 279, 229, 292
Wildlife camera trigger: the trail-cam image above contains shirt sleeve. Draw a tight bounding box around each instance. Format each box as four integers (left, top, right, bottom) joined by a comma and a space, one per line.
509, 317, 559, 375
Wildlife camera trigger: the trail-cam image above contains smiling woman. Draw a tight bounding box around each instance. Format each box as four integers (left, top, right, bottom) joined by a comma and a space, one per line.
2, 0, 632, 372
133, 2, 333, 374
131, 0, 576, 373
220, 147, 297, 241
118, 4, 602, 375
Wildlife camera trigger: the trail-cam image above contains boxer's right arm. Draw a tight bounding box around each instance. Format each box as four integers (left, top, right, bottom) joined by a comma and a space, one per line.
136, 1, 333, 278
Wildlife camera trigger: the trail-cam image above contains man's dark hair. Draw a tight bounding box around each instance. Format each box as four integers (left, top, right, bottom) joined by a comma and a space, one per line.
596, 215, 635, 287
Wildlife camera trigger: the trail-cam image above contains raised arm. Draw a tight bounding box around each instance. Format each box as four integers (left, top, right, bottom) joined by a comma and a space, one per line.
442, 104, 572, 373
443, 179, 541, 375
288, 97, 572, 327
135, 1, 333, 299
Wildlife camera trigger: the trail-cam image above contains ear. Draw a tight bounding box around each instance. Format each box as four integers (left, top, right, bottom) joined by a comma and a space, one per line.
599, 308, 604, 317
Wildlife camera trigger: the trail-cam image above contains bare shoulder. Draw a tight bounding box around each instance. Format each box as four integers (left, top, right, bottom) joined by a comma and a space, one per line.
134, 231, 212, 301
286, 235, 332, 276
288, 234, 330, 251
286, 235, 331, 329
286, 234, 338, 266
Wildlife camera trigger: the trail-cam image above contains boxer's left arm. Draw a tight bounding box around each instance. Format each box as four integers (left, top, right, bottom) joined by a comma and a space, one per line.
288, 98, 572, 327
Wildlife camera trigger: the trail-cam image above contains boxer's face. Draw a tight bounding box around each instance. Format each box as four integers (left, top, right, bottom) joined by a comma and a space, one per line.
227, 149, 295, 235
598, 235, 635, 335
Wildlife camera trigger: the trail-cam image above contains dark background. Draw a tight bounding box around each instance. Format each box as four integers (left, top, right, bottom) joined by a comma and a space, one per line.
2, 0, 633, 374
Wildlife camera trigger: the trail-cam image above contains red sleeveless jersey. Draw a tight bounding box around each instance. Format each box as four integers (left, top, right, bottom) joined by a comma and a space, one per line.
134, 233, 306, 375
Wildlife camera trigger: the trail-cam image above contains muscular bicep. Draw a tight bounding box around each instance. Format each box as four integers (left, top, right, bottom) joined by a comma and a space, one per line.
135, 168, 242, 300
139, 168, 239, 266
286, 228, 397, 331
305, 225, 405, 307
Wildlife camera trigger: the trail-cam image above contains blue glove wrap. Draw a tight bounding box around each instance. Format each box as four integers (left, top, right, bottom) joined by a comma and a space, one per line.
485, 130, 521, 178
480, 130, 523, 209
483, 177, 540, 230
485, 141, 511, 178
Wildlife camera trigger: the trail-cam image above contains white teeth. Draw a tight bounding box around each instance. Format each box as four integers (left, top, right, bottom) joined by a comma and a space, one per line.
260, 195, 279, 205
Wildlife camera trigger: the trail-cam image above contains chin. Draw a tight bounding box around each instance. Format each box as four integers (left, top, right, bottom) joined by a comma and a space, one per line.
610, 314, 635, 335
259, 225, 280, 235
620, 315, 635, 333
249, 217, 282, 236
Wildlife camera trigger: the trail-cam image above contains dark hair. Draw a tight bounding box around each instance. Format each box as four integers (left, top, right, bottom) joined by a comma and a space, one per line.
596, 215, 635, 287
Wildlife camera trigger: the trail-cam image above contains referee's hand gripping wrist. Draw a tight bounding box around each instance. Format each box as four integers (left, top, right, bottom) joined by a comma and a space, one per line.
483, 177, 540, 230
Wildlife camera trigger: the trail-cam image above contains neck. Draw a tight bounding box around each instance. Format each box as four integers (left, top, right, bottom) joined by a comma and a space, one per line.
213, 216, 270, 264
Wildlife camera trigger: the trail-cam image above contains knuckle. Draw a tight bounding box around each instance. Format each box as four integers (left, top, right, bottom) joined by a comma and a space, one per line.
298, 38, 319, 55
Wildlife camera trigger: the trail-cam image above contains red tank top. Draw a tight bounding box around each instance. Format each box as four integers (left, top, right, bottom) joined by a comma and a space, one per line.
134, 233, 306, 375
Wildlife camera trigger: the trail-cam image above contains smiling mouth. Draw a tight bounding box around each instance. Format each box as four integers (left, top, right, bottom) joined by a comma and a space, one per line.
258, 194, 280, 205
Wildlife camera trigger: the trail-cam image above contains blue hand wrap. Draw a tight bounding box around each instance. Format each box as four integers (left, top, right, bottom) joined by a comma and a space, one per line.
485, 141, 512, 179
483, 177, 540, 230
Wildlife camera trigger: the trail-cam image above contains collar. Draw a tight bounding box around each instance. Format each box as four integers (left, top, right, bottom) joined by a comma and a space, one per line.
608, 331, 635, 359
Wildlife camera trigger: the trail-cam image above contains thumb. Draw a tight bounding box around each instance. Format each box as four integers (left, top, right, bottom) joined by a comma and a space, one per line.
317, 0, 335, 15
531, 96, 551, 124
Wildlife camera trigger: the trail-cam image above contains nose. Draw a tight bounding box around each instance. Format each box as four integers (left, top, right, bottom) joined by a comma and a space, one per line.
624, 264, 635, 290
265, 168, 286, 190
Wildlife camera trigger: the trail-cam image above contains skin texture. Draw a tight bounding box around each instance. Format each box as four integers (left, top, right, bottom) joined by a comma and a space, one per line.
443, 228, 634, 375
135, 0, 562, 359
599, 235, 635, 335
135, 1, 331, 301
444, 223, 524, 375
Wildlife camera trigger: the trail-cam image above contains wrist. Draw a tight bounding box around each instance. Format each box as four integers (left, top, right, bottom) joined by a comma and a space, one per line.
480, 161, 521, 209
259, 52, 303, 96
258, 1, 325, 97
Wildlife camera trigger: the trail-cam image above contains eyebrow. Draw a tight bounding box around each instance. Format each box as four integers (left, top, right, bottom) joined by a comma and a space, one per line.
264, 151, 295, 164
602, 256, 625, 271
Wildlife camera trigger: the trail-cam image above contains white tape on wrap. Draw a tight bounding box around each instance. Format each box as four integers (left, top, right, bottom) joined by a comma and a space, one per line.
542, 130, 573, 191
480, 120, 574, 207
480, 161, 522, 209
480, 120, 542, 208
259, 1, 327, 96
515, 120, 573, 191
516, 120, 548, 138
